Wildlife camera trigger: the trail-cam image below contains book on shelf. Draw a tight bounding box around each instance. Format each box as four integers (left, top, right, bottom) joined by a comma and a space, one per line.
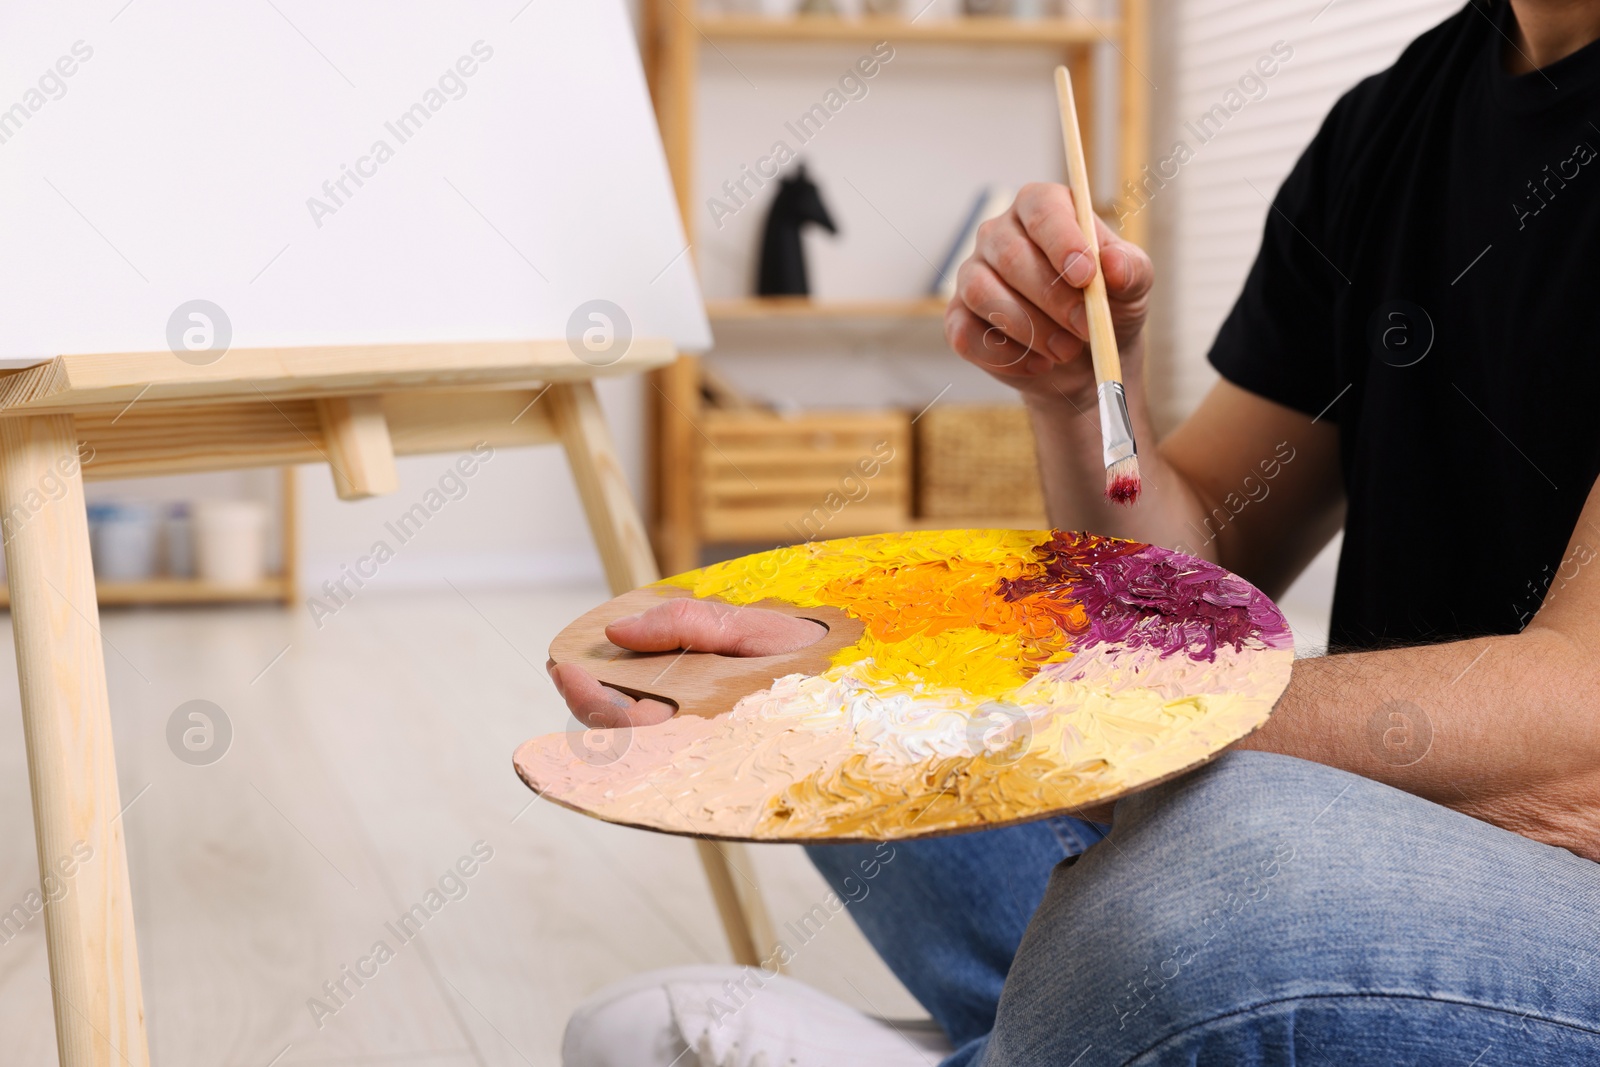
931, 186, 1014, 301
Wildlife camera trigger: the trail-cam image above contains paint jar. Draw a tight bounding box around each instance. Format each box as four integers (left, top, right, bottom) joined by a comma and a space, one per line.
91, 502, 162, 582
164, 502, 194, 578
193, 499, 268, 587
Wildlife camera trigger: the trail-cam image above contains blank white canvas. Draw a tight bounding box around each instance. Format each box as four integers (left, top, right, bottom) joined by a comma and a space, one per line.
0, 0, 709, 362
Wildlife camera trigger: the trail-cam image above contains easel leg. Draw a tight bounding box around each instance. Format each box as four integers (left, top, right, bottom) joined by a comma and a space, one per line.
694, 840, 779, 970
550, 381, 776, 969
549, 380, 663, 594
651, 356, 702, 577
0, 414, 149, 1067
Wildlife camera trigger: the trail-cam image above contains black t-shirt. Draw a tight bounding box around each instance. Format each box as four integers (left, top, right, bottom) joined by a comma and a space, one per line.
1209, 0, 1600, 651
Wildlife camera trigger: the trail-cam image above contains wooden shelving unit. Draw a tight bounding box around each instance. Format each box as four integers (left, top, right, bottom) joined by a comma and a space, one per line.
707, 297, 946, 321
696, 14, 1119, 45
640, 3, 1150, 573
1, 466, 299, 609
0, 577, 290, 609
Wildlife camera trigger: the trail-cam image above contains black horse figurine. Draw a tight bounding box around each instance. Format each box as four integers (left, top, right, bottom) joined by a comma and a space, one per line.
757, 164, 838, 297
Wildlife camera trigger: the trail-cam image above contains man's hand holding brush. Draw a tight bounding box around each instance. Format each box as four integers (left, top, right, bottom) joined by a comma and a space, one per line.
944, 180, 1158, 511
942, 176, 1344, 586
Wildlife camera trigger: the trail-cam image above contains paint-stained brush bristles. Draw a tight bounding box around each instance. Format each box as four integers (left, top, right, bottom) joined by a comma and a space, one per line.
1095, 378, 1140, 506
1106, 455, 1141, 506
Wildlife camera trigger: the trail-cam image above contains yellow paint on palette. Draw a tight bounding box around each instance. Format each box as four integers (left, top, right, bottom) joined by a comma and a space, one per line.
669, 530, 1078, 702
515, 530, 1295, 842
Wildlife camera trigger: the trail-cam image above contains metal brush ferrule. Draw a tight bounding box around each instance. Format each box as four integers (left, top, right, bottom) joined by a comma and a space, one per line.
1097, 381, 1138, 467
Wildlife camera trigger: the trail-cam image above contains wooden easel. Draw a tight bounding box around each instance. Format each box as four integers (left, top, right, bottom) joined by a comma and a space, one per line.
0, 339, 774, 1065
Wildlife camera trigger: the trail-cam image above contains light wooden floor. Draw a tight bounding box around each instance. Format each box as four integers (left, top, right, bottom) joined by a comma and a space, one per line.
0, 584, 921, 1067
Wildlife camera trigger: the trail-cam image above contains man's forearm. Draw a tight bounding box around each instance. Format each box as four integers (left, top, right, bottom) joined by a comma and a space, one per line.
1237, 629, 1600, 859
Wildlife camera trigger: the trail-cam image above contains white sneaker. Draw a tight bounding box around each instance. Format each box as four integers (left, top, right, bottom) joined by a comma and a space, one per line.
562, 965, 954, 1067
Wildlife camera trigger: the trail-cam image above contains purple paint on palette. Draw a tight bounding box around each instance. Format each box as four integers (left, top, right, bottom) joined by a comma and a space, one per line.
1000, 532, 1291, 661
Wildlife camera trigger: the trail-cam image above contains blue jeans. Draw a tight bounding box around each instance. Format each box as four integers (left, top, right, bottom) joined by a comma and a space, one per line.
806, 752, 1600, 1066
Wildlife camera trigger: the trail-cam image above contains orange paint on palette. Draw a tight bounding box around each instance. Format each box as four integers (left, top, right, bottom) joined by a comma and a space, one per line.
818, 558, 1055, 641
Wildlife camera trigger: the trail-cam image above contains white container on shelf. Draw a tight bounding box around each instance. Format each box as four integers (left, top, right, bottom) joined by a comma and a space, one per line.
164, 502, 194, 578
193, 499, 269, 587
93, 502, 161, 582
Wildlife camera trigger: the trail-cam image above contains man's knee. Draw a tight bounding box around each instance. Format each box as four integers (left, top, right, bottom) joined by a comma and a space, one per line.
984, 757, 1359, 1060
996, 751, 1597, 1058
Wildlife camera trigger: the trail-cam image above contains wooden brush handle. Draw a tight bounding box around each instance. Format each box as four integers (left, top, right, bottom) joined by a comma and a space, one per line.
1054, 65, 1122, 388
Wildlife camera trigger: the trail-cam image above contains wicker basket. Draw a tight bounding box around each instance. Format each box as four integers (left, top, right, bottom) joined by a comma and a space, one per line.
915, 404, 1047, 520
699, 409, 911, 542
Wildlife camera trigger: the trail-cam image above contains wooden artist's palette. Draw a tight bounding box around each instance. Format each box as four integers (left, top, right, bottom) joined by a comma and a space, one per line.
514, 530, 1295, 842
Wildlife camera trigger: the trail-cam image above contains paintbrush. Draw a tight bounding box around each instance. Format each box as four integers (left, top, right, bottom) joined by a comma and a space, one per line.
1054, 64, 1141, 506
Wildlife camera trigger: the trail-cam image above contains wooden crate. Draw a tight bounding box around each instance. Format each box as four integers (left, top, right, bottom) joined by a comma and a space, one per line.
915, 404, 1047, 520
699, 410, 911, 542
